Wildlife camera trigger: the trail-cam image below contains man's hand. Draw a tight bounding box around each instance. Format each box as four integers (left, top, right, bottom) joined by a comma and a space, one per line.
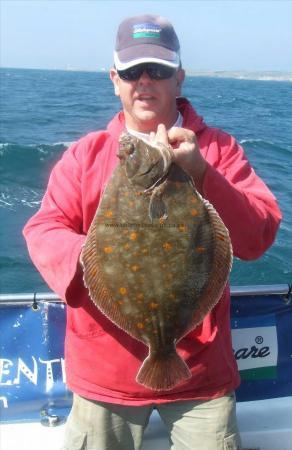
151, 124, 207, 193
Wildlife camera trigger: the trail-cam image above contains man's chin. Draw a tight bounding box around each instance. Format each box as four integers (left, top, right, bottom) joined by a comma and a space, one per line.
134, 111, 159, 129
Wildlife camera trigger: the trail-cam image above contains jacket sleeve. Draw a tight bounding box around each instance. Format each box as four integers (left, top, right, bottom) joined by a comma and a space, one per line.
202, 130, 282, 260
23, 140, 87, 303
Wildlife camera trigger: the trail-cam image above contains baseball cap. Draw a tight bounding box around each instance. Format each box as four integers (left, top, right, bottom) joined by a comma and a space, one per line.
114, 14, 181, 70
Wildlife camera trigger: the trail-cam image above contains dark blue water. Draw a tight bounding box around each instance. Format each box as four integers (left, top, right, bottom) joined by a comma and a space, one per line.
0, 68, 291, 293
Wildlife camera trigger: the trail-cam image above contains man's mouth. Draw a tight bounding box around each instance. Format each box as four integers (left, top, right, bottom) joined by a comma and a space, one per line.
136, 94, 156, 101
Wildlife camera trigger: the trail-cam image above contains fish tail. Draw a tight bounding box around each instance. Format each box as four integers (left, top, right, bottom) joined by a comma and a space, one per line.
136, 350, 191, 391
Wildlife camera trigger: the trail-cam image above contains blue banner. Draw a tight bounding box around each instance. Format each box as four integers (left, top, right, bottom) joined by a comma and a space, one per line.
231, 291, 292, 402
0, 301, 71, 422
1, 288, 292, 422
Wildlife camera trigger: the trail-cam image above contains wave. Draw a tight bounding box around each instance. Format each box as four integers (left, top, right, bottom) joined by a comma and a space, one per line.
0, 142, 72, 210
0, 142, 71, 180
0, 186, 42, 211
0, 141, 72, 151
240, 138, 275, 145
239, 138, 291, 154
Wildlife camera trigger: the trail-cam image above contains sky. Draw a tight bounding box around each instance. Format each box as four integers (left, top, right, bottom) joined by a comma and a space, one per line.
1, 0, 292, 72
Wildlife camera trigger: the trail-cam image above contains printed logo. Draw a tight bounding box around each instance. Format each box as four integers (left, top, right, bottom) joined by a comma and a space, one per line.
231, 315, 278, 380
132, 23, 161, 39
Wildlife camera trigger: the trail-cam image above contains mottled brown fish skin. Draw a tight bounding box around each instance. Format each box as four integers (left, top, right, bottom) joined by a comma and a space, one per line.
81, 134, 233, 391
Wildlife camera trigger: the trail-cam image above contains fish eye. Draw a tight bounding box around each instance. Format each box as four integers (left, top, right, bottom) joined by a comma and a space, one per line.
125, 143, 135, 155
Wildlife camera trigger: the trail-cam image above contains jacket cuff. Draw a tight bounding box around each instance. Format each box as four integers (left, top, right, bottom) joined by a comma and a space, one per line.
63, 235, 87, 306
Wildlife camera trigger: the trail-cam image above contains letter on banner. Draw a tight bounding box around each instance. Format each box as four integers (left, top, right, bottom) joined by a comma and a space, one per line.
0, 359, 13, 385
13, 357, 38, 385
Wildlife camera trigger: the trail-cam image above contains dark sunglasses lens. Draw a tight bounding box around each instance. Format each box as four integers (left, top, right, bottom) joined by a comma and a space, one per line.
118, 66, 143, 81
147, 65, 175, 79
118, 64, 175, 81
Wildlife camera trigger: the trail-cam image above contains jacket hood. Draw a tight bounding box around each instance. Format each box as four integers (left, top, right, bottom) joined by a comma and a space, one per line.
106, 97, 207, 139
177, 97, 206, 134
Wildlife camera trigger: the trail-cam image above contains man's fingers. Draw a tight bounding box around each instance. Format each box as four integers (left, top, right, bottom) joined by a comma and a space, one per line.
155, 123, 169, 146
149, 131, 156, 143
168, 127, 196, 144
151, 125, 197, 151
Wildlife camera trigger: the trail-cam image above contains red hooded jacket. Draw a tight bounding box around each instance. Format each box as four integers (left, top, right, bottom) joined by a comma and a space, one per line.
23, 98, 281, 405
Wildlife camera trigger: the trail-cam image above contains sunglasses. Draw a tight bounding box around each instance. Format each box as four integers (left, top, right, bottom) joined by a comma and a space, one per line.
117, 63, 176, 81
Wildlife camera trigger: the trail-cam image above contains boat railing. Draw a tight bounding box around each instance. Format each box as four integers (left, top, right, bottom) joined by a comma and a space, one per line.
0, 283, 291, 305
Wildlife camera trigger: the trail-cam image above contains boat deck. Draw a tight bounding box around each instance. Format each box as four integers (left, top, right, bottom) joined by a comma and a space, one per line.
1, 397, 292, 450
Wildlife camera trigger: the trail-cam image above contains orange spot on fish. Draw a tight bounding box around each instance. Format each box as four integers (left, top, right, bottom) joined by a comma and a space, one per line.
195, 246, 206, 253
124, 243, 130, 250
191, 197, 198, 203
104, 210, 113, 218
131, 264, 140, 272
163, 242, 172, 251
149, 302, 159, 310
159, 217, 166, 224
118, 300, 124, 305
191, 209, 198, 216
104, 246, 113, 254
136, 322, 144, 329
130, 232, 138, 240
119, 287, 127, 295
217, 233, 225, 241
90, 267, 97, 276
137, 293, 144, 300
178, 224, 187, 232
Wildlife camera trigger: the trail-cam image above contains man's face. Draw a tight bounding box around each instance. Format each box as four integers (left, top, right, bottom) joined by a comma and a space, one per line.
110, 66, 185, 133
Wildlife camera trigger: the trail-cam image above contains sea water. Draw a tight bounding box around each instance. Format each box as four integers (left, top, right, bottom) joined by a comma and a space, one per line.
0, 68, 291, 293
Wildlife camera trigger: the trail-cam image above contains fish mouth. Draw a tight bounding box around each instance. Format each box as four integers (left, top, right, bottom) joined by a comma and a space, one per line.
138, 160, 160, 177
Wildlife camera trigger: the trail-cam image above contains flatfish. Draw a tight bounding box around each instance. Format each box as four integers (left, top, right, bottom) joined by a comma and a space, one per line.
81, 133, 232, 391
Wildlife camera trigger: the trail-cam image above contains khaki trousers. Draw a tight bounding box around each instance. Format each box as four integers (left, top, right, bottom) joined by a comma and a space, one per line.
61, 392, 242, 450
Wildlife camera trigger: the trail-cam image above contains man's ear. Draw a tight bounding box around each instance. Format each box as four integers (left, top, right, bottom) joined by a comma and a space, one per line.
175, 69, 185, 97
110, 68, 120, 96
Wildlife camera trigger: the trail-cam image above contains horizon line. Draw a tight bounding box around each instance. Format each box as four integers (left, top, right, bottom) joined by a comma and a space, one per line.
1, 67, 292, 82
1, 66, 292, 74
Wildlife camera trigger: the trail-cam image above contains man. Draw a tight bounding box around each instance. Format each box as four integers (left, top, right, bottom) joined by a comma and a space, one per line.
23, 14, 281, 450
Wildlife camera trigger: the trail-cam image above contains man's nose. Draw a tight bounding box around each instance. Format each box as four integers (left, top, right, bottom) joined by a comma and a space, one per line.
138, 70, 152, 83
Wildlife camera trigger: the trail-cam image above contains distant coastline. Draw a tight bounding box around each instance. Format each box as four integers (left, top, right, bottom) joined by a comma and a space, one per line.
1, 67, 292, 82
185, 70, 292, 82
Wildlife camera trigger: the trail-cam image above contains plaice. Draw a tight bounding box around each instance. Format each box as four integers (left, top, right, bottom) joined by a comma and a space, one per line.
81, 133, 233, 391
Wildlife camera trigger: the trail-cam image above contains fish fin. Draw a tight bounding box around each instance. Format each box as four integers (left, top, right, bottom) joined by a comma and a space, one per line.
149, 194, 168, 220
148, 180, 170, 220
81, 220, 135, 334
136, 349, 191, 391
181, 197, 233, 338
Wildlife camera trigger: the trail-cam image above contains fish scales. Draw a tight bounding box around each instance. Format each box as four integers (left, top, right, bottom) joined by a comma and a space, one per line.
82, 133, 233, 391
